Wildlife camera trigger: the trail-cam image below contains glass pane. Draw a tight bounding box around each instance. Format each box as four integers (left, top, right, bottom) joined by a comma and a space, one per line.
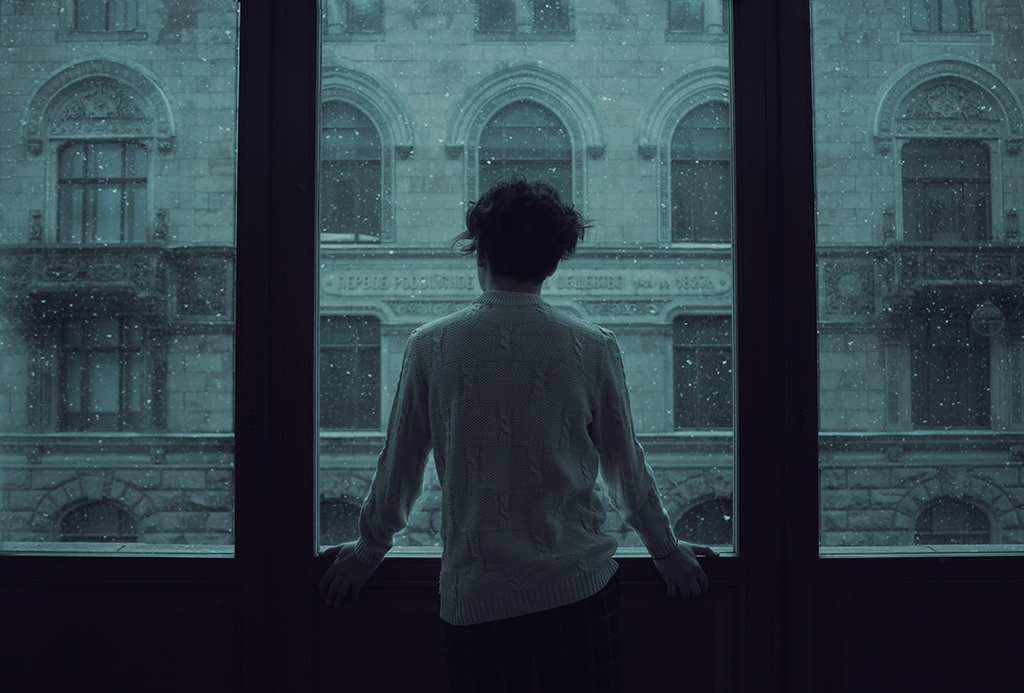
318, 1, 735, 557
813, 1, 1022, 552
0, 3, 239, 553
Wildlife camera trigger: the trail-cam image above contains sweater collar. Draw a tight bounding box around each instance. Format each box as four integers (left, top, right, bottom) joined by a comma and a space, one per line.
473, 290, 548, 307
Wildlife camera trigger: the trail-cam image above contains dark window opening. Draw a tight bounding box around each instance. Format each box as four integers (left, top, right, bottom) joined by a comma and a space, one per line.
914, 496, 991, 544
320, 316, 381, 430
674, 315, 733, 429
902, 139, 990, 243
58, 141, 148, 244
60, 500, 138, 542
60, 317, 147, 432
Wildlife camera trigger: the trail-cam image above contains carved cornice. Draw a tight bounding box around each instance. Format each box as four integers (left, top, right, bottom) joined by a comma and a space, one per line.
873, 59, 1024, 155
22, 58, 176, 153
884, 247, 1022, 293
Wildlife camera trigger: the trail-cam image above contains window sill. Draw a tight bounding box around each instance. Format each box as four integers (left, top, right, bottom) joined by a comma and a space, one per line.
665, 31, 728, 43
473, 31, 575, 42
56, 30, 149, 43
0, 541, 233, 556
897, 31, 993, 45
322, 31, 385, 43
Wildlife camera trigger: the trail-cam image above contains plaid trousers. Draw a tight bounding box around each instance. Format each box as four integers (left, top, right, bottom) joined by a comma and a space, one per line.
442, 574, 621, 693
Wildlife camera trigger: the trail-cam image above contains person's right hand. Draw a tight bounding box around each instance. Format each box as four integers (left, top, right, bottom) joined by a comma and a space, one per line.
652, 541, 718, 597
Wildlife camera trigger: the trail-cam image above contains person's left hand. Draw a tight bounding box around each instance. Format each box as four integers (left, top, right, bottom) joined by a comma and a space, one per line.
319, 541, 379, 606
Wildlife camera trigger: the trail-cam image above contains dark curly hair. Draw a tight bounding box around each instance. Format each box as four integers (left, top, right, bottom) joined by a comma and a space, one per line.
454, 178, 592, 282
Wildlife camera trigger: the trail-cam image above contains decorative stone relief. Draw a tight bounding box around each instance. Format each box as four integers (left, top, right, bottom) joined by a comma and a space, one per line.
580, 301, 668, 317
821, 261, 875, 316
874, 60, 1024, 155
23, 59, 177, 153
386, 301, 472, 317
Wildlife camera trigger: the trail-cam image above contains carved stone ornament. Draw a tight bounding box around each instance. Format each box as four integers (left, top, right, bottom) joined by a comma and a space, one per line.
55, 80, 144, 122
902, 80, 997, 121
822, 261, 875, 316
873, 60, 1024, 154
23, 59, 177, 153
580, 301, 668, 317
387, 301, 471, 317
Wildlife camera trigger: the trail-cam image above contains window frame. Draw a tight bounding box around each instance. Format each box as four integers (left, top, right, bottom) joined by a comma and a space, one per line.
3, 4, 1022, 693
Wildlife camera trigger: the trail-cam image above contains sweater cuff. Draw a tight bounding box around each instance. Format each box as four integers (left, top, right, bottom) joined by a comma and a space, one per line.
648, 537, 680, 561
353, 539, 387, 568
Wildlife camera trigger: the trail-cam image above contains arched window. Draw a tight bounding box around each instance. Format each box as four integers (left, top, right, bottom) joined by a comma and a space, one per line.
58, 141, 148, 244
478, 101, 572, 201
671, 101, 731, 242
915, 496, 991, 544
320, 498, 361, 545
674, 497, 733, 546
901, 139, 990, 243
60, 500, 138, 542
320, 102, 382, 243
319, 315, 381, 429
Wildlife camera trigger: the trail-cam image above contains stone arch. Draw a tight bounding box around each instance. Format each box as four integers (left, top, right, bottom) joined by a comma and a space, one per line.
22, 57, 177, 155
29, 471, 156, 539
321, 62, 417, 243
872, 57, 1024, 156
660, 466, 733, 521
321, 61, 416, 159
636, 63, 730, 241
673, 493, 734, 545
444, 59, 606, 210
894, 471, 1023, 540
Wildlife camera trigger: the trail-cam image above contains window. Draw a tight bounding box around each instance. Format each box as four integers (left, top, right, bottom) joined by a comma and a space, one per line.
319, 498, 360, 545
674, 497, 733, 545
478, 101, 572, 201
669, 0, 705, 32
911, 0, 973, 32
477, 0, 570, 34
319, 316, 381, 430
58, 141, 148, 244
671, 102, 731, 242
60, 317, 149, 432
74, 0, 137, 32
324, 0, 383, 35
320, 102, 382, 243
59, 500, 138, 542
914, 496, 991, 544
674, 316, 733, 429
910, 307, 990, 429
901, 140, 990, 243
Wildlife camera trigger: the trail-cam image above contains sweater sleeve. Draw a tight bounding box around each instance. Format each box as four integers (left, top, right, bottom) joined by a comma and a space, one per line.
590, 330, 678, 560
353, 330, 433, 568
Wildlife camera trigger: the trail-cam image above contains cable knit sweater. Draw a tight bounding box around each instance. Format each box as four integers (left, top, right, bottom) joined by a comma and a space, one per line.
353, 290, 678, 625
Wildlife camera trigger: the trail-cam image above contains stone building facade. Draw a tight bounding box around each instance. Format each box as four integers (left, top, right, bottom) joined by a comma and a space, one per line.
1, 0, 1023, 550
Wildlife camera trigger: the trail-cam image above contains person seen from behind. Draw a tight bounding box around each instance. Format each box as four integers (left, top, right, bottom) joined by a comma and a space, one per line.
319, 178, 718, 692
